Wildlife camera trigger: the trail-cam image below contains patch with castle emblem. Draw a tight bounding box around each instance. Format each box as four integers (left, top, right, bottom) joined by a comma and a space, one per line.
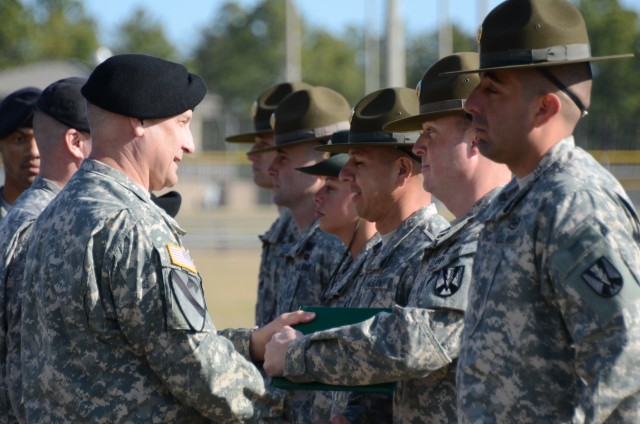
582, 256, 623, 298
434, 266, 464, 297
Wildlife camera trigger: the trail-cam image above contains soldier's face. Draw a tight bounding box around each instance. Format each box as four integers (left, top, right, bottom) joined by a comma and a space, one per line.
313, 176, 358, 236
267, 142, 325, 209
464, 69, 537, 176
247, 133, 275, 189
143, 110, 195, 191
413, 115, 475, 199
339, 147, 398, 223
1, 127, 39, 193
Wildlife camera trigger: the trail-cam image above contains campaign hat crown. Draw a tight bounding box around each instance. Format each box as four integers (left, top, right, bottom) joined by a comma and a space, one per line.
384, 53, 480, 132
225, 81, 312, 143
268, 86, 350, 151
296, 130, 349, 177
445, 0, 633, 75
316, 87, 419, 154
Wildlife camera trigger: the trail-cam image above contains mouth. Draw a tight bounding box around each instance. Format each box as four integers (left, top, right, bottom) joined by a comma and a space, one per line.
22, 161, 40, 174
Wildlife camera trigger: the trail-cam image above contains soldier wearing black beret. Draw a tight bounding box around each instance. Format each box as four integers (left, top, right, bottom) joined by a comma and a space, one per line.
0, 87, 42, 219
20, 54, 313, 423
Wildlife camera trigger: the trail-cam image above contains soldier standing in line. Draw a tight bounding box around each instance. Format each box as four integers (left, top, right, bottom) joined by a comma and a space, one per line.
225, 81, 312, 327
19, 54, 312, 423
448, 0, 640, 422
0, 77, 91, 424
265, 85, 350, 423
0, 87, 41, 219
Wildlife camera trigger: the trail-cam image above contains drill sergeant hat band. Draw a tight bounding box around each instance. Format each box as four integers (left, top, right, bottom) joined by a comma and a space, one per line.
384, 53, 480, 132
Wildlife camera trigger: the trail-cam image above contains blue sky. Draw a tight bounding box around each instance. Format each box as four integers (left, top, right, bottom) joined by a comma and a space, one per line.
82, 0, 639, 54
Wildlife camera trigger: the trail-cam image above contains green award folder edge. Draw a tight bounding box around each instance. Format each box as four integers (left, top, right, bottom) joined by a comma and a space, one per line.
270, 306, 397, 393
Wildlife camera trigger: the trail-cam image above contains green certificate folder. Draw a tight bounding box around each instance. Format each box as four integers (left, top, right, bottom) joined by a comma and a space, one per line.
270, 306, 396, 393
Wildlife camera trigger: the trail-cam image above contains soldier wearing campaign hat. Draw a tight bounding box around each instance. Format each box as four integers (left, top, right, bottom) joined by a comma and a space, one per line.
444, 0, 640, 422
261, 85, 348, 422
0, 87, 42, 219
19, 54, 313, 423
265, 86, 450, 423
0, 77, 92, 423
225, 82, 312, 329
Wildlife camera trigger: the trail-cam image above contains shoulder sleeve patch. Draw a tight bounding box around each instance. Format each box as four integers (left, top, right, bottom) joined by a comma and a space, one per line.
582, 257, 623, 298
166, 243, 197, 273
170, 269, 207, 331
435, 266, 465, 297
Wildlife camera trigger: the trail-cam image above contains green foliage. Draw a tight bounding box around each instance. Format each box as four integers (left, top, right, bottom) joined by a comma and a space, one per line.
112, 8, 177, 60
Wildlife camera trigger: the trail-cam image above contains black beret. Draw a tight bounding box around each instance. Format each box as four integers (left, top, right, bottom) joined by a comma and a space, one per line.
81, 54, 207, 119
0, 87, 42, 139
36, 77, 90, 133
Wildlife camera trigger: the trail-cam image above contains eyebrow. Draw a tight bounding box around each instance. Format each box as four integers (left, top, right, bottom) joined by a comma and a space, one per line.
483, 71, 504, 85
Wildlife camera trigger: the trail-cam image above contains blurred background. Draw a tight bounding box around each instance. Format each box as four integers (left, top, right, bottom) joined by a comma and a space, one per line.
1, 0, 638, 328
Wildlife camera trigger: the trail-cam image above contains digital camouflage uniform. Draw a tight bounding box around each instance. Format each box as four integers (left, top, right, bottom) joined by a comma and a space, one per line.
20, 159, 286, 423
387, 188, 501, 424
274, 221, 344, 424
255, 208, 298, 327
458, 137, 640, 423
0, 177, 60, 424
288, 205, 449, 423
308, 232, 381, 422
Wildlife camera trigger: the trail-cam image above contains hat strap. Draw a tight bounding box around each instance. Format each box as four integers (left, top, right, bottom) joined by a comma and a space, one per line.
536, 67, 588, 117
276, 121, 350, 144
480, 44, 591, 68
419, 99, 466, 115
349, 131, 420, 145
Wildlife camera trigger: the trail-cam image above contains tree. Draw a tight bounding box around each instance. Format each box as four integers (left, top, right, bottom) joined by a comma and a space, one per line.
577, 0, 640, 149
29, 0, 99, 65
112, 8, 177, 61
0, 0, 36, 69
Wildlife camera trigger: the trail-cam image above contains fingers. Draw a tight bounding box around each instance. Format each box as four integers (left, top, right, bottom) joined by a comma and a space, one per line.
278, 310, 316, 327
263, 328, 300, 376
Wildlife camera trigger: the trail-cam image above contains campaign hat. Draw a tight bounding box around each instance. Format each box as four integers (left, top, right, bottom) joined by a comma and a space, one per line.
81, 54, 207, 119
0, 87, 42, 139
36, 77, 90, 133
266, 86, 350, 151
296, 130, 349, 177
225, 81, 312, 143
444, 0, 633, 75
385, 53, 479, 132
316, 87, 419, 154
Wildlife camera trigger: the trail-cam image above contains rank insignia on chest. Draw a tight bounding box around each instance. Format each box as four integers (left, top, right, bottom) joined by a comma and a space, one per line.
435, 266, 464, 297
582, 256, 623, 298
167, 243, 198, 273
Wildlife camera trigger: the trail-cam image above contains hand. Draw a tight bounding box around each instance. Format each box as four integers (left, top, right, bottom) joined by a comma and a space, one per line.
330, 414, 351, 424
263, 327, 302, 376
249, 310, 315, 362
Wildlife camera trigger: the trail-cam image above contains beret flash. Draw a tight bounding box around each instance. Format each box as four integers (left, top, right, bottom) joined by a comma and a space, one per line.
81, 54, 207, 119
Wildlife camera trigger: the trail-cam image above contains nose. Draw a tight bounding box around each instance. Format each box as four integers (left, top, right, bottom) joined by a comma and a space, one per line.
183, 132, 195, 154
314, 186, 326, 206
412, 134, 427, 157
339, 158, 355, 182
463, 86, 481, 116
27, 136, 39, 159
267, 158, 278, 177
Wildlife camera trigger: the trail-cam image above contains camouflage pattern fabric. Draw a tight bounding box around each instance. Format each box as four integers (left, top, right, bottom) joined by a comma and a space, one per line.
255, 208, 298, 327
20, 159, 286, 423
274, 222, 344, 423
458, 137, 640, 423
289, 205, 450, 423
0, 177, 60, 424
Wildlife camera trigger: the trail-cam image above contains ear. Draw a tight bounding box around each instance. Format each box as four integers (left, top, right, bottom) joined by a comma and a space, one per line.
533, 93, 561, 127
64, 129, 87, 161
130, 117, 145, 137
395, 154, 414, 187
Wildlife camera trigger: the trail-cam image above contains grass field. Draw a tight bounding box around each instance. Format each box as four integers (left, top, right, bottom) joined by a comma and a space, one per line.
191, 248, 261, 330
